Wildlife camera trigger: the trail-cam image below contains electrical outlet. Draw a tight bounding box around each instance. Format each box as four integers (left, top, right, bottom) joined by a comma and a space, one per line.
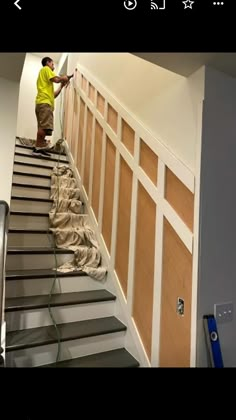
214, 302, 233, 324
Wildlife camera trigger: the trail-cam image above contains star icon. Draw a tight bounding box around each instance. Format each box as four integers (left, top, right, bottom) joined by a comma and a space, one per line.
182, 0, 194, 8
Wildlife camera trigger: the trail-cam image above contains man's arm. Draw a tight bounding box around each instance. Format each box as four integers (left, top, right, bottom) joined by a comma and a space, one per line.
50, 75, 69, 84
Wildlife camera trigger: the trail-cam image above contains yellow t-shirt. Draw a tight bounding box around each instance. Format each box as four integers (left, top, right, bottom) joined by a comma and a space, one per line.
35, 66, 56, 109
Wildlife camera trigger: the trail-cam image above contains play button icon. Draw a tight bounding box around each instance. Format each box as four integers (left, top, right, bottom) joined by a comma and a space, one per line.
124, 0, 137, 10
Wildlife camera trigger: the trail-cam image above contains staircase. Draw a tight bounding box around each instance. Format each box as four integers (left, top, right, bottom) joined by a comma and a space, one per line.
4, 140, 139, 368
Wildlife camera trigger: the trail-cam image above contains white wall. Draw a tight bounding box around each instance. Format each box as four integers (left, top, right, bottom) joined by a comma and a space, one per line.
17, 53, 42, 140
0, 77, 20, 205
67, 53, 205, 173
197, 66, 236, 367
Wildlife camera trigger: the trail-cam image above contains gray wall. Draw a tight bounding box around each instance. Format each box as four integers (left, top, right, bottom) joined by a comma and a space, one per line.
197, 66, 236, 367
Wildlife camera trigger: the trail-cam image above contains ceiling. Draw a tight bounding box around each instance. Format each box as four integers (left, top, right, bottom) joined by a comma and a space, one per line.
0, 53, 26, 82
32, 53, 62, 63
132, 53, 236, 79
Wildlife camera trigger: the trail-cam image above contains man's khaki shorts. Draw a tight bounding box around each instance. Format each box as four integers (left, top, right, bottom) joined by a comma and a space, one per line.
35, 103, 54, 134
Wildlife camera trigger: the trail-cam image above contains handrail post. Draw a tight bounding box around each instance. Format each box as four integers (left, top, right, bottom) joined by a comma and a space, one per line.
0, 201, 9, 368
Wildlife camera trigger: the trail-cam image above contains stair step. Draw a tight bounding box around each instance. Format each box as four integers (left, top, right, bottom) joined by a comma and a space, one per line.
5, 270, 103, 298
15, 143, 67, 157
6, 268, 88, 280
6, 247, 75, 270
11, 196, 53, 203
5, 290, 115, 311
15, 151, 69, 164
10, 196, 53, 213
8, 228, 53, 247
9, 212, 87, 230
14, 161, 54, 172
39, 348, 139, 368
6, 317, 126, 352
12, 183, 51, 199
13, 173, 51, 187
9, 228, 53, 234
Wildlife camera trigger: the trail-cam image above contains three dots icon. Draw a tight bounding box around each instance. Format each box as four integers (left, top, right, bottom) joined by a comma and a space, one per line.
213, 2, 224, 4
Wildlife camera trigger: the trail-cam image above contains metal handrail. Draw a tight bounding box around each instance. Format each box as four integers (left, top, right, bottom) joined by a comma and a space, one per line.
0, 201, 9, 367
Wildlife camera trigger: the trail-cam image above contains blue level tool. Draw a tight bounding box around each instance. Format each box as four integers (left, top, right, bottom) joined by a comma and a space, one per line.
203, 315, 224, 368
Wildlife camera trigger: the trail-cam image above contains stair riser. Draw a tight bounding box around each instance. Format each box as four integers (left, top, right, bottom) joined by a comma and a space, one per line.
6, 332, 125, 367
14, 163, 53, 177
8, 231, 89, 248
15, 155, 68, 168
10, 200, 52, 213
9, 214, 88, 230
12, 186, 51, 200
10, 214, 49, 229
13, 174, 51, 187
6, 276, 104, 298
8, 233, 53, 248
15, 146, 68, 163
6, 301, 115, 331
6, 253, 73, 271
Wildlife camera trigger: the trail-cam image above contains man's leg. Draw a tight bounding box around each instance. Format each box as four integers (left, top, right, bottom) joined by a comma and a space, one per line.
34, 104, 53, 155
36, 128, 47, 148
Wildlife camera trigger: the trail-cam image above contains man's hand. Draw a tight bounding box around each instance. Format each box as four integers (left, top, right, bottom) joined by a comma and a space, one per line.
61, 75, 69, 83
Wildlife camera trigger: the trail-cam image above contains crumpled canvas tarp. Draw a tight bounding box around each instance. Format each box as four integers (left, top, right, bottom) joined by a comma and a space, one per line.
49, 165, 107, 281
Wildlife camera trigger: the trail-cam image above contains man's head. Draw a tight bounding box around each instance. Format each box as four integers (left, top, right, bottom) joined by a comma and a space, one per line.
41, 57, 55, 71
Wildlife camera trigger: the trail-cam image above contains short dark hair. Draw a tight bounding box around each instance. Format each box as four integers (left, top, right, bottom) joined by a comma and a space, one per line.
41, 57, 53, 67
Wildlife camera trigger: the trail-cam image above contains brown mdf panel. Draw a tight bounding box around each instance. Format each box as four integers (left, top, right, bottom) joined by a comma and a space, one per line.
71, 94, 79, 158
107, 104, 118, 134
102, 136, 116, 253
88, 83, 95, 103
81, 75, 87, 93
165, 168, 194, 231
115, 158, 133, 296
84, 109, 93, 195
122, 119, 135, 155
159, 218, 192, 367
76, 99, 85, 173
140, 139, 158, 185
97, 92, 105, 116
133, 183, 156, 359
92, 121, 103, 221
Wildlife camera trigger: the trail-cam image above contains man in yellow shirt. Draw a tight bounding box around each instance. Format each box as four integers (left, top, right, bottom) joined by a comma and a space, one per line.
34, 56, 70, 157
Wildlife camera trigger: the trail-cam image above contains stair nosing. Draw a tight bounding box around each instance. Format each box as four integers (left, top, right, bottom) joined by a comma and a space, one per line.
6, 268, 88, 280
7, 247, 74, 255
5, 290, 116, 312
8, 228, 53, 234
10, 211, 49, 217
38, 348, 139, 368
6, 317, 126, 352
11, 195, 53, 203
